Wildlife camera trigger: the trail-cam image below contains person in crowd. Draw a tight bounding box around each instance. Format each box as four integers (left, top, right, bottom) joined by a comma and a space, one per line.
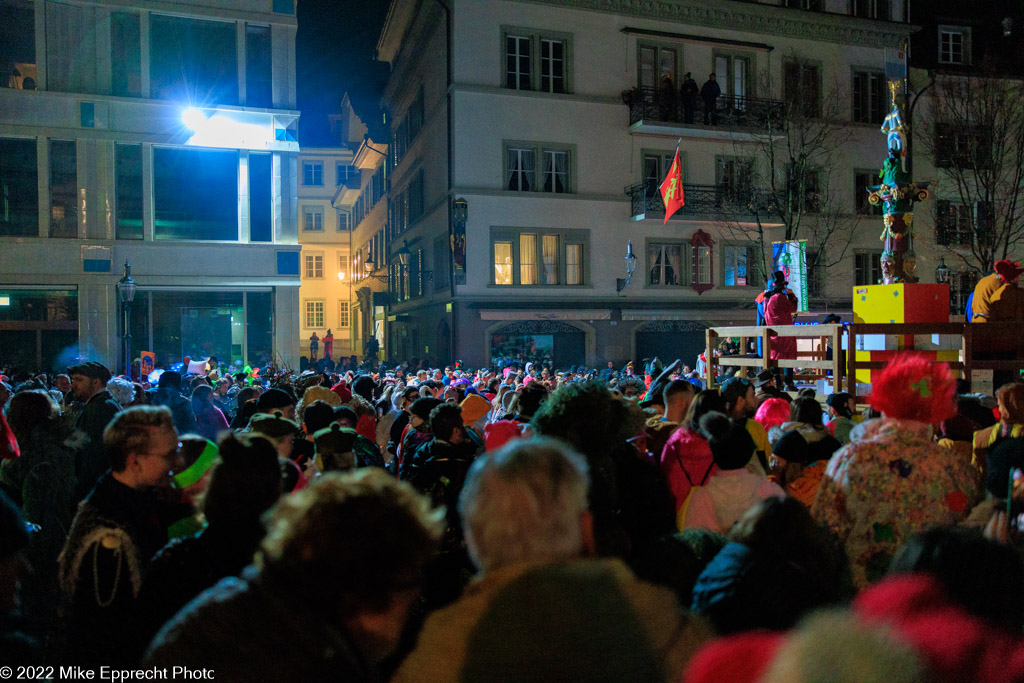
388, 386, 422, 460
972, 259, 1023, 323
228, 386, 259, 430
136, 432, 281, 647
58, 406, 183, 666
770, 396, 842, 507
721, 377, 770, 473
397, 397, 443, 479
144, 470, 443, 680
106, 377, 135, 409
700, 72, 721, 124
824, 391, 858, 444
153, 371, 198, 438
254, 387, 296, 421
645, 379, 695, 464
392, 437, 709, 682
680, 412, 784, 534
754, 397, 791, 444
690, 497, 843, 635
681, 72, 699, 123
661, 390, 728, 513
247, 411, 299, 462
0, 490, 41, 664
812, 355, 982, 587
753, 369, 789, 408
0, 390, 75, 642
972, 382, 1024, 477
65, 361, 122, 501
189, 384, 229, 442
333, 406, 385, 468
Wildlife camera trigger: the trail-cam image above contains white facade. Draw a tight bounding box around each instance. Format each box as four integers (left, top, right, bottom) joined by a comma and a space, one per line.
0, 0, 302, 374
372, 0, 924, 367
296, 146, 355, 364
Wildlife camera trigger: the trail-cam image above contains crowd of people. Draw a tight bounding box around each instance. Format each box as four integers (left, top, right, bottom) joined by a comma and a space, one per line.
0, 351, 1023, 681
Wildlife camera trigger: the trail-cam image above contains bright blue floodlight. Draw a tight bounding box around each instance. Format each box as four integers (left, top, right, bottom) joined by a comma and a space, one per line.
182, 107, 207, 131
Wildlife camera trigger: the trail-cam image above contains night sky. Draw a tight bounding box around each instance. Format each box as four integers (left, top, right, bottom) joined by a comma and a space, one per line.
296, 0, 390, 146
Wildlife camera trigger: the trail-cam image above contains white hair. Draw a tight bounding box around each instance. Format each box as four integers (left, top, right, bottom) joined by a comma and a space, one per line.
106, 377, 135, 406
458, 437, 590, 573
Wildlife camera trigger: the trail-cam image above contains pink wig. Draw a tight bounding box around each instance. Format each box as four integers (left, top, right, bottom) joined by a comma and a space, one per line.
869, 354, 956, 425
755, 397, 791, 432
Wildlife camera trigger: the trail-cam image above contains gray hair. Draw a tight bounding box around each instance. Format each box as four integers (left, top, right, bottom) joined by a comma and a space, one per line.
458, 437, 590, 573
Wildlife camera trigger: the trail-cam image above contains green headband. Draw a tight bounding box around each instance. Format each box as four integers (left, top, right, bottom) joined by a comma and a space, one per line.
172, 439, 218, 489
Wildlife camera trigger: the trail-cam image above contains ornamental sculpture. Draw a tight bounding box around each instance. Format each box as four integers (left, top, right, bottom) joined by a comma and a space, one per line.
868, 81, 930, 284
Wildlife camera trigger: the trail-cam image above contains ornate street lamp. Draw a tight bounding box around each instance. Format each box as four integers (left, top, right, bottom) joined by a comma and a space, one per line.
617, 241, 637, 292
935, 257, 950, 284
116, 261, 137, 377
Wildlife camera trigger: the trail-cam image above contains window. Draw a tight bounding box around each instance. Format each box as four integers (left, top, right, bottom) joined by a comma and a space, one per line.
115, 144, 143, 239
0, 1, 35, 90
304, 253, 324, 279
49, 140, 77, 238
153, 147, 238, 241
784, 60, 820, 118
638, 44, 677, 89
338, 302, 350, 328
491, 228, 587, 286
249, 153, 272, 242
785, 0, 822, 9
716, 157, 754, 202
0, 137, 38, 237
433, 237, 450, 291
714, 53, 752, 105
643, 151, 684, 199
723, 245, 761, 287
246, 24, 272, 107
336, 164, 358, 186
855, 252, 883, 286
948, 270, 978, 316
806, 250, 824, 298
648, 243, 684, 286
851, 0, 889, 19
408, 171, 425, 222
503, 28, 570, 93
305, 300, 325, 328
939, 27, 970, 65
934, 123, 991, 169
852, 70, 887, 124
303, 206, 324, 232
695, 247, 712, 285
935, 200, 989, 247
303, 162, 324, 186
337, 212, 349, 232
854, 170, 883, 216
788, 166, 821, 214
150, 15, 237, 104
111, 12, 141, 97
504, 142, 573, 193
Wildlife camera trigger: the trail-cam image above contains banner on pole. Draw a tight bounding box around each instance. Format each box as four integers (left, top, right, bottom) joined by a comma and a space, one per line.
771, 240, 808, 312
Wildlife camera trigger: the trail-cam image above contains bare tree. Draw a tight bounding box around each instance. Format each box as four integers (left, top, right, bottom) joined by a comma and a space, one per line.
716, 54, 862, 293
920, 68, 1024, 273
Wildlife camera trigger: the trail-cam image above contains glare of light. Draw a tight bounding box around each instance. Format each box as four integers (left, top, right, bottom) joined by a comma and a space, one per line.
337, 272, 345, 281
182, 107, 207, 131
0, 296, 9, 306
148, 369, 165, 384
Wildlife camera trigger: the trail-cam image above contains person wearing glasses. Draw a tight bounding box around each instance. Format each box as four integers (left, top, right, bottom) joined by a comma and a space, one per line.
58, 406, 184, 667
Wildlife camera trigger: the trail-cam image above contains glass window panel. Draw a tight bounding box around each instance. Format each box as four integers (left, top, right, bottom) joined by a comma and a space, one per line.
249, 153, 272, 242
115, 144, 143, 239
543, 150, 568, 193
542, 234, 558, 284
153, 147, 238, 241
566, 243, 582, 285
696, 246, 711, 284
507, 148, 534, 191
0, 2, 36, 90
540, 39, 565, 93
150, 14, 238, 104
506, 35, 531, 89
338, 301, 350, 328
640, 46, 656, 89
245, 24, 272, 107
659, 48, 676, 83
494, 241, 513, 285
0, 138, 38, 236
111, 12, 141, 97
49, 140, 77, 238
520, 234, 538, 284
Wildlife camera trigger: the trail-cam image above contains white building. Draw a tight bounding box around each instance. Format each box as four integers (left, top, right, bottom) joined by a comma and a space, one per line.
296, 141, 356, 366
0, 0, 301, 374
370, 0, 929, 369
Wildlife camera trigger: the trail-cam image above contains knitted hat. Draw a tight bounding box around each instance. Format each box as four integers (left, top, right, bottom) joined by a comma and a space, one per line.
995, 259, 1024, 283
313, 422, 359, 454
256, 388, 293, 412
869, 354, 956, 424
68, 361, 111, 384
460, 393, 491, 425
302, 400, 337, 433
701, 411, 755, 470
249, 410, 298, 439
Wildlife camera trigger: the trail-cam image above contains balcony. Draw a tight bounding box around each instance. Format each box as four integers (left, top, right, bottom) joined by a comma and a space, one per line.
625, 183, 776, 222
622, 87, 785, 136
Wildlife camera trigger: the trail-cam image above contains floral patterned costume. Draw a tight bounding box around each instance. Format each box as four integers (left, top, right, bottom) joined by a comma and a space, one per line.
811, 417, 980, 588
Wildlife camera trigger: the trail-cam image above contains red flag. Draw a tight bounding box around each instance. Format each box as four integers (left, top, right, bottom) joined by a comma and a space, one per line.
659, 148, 685, 223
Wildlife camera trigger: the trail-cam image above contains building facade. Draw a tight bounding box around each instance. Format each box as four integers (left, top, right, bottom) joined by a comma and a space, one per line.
0, 0, 301, 374
368, 0, 937, 369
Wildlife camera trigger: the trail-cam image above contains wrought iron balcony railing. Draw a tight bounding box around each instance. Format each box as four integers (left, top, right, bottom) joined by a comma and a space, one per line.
626, 183, 775, 219
622, 86, 785, 131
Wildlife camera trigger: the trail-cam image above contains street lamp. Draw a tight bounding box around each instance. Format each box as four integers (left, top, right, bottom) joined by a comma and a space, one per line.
617, 241, 637, 292
116, 261, 137, 377
397, 240, 412, 268
935, 257, 950, 284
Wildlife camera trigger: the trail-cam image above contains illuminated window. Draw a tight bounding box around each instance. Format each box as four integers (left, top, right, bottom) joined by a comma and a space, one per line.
338, 301, 350, 328
304, 253, 323, 279
492, 228, 587, 286
305, 300, 324, 328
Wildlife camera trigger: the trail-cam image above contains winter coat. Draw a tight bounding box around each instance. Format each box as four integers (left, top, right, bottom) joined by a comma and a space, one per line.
391, 559, 711, 683
144, 567, 378, 682
811, 417, 981, 588
192, 403, 229, 442
155, 390, 199, 436
661, 427, 716, 513
763, 290, 798, 361
681, 469, 785, 534
66, 389, 122, 500
700, 79, 721, 105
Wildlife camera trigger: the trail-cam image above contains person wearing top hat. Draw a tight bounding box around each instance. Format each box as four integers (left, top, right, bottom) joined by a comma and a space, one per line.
762, 271, 799, 391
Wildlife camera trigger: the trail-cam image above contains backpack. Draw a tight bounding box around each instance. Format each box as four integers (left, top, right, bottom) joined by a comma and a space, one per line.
674, 456, 715, 531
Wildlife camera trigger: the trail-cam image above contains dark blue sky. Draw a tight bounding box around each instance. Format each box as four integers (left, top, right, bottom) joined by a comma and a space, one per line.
296, 0, 390, 146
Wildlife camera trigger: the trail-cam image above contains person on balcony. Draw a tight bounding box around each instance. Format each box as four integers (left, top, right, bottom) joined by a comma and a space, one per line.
681, 72, 699, 124
700, 73, 721, 125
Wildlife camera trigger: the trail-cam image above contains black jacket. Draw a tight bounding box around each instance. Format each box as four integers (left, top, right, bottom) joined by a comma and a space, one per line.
68, 390, 122, 501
